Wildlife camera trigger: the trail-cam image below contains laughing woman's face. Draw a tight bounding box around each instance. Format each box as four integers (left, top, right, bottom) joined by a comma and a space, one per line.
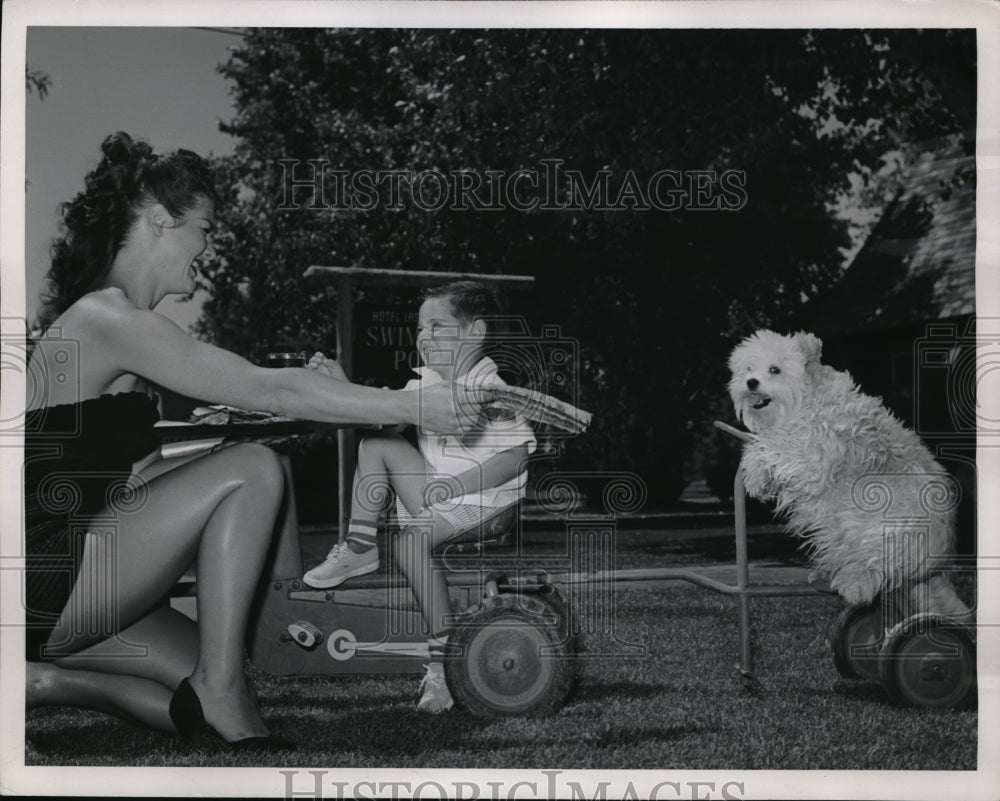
160, 195, 216, 297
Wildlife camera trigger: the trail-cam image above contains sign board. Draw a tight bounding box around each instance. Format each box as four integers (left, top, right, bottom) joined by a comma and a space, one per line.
353, 297, 421, 388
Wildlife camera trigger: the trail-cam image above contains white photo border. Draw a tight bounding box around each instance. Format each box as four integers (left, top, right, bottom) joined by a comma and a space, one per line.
2, 1, 998, 798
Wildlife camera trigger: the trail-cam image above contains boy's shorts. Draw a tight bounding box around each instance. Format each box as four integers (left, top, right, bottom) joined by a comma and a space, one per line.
394, 498, 518, 540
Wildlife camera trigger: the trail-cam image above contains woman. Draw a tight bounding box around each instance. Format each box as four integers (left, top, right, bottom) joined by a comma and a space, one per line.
23, 132, 467, 747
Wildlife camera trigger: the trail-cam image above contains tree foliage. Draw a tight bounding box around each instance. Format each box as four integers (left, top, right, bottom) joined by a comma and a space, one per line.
198, 28, 973, 501
26, 65, 51, 99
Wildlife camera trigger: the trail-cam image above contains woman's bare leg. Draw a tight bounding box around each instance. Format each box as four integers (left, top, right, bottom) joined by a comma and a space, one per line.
41, 442, 284, 741
26, 603, 198, 732
136, 438, 246, 484
26, 661, 174, 732
52, 602, 198, 683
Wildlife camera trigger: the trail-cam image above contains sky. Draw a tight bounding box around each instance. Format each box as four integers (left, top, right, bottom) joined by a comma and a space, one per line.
25, 26, 241, 331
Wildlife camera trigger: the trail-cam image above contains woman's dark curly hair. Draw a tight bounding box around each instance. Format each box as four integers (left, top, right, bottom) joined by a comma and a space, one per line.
39, 131, 217, 328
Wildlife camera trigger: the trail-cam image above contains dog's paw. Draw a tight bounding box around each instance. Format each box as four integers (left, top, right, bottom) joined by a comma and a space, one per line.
807, 570, 835, 594
831, 568, 884, 607
738, 449, 776, 500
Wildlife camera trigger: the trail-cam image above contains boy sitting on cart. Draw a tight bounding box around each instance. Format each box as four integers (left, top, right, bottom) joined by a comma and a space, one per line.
303, 281, 537, 713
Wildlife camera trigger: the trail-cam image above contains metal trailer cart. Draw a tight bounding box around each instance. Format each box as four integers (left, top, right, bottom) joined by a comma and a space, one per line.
704, 420, 976, 709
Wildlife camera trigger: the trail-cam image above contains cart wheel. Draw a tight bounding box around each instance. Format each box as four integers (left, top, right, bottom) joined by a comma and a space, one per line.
446, 593, 577, 719
533, 588, 582, 696
831, 602, 885, 681
879, 614, 976, 710
537, 585, 580, 650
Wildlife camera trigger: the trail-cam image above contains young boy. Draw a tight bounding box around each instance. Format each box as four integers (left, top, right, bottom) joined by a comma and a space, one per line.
303, 281, 536, 712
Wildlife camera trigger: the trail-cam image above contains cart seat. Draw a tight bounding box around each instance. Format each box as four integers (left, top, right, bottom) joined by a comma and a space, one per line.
437, 502, 519, 554
387, 502, 520, 555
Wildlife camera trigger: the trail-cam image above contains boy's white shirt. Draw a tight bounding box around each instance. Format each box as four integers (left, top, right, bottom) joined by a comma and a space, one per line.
401, 356, 537, 508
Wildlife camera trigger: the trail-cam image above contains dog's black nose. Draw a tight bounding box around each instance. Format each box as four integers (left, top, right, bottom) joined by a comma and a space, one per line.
747, 378, 759, 390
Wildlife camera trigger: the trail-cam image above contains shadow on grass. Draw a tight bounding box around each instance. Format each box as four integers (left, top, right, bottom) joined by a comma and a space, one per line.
830, 679, 893, 705
273, 705, 478, 756
28, 714, 169, 757
569, 680, 667, 702
261, 673, 712, 761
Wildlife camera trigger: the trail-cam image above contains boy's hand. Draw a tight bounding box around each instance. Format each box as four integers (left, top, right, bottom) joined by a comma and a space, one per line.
307, 351, 349, 381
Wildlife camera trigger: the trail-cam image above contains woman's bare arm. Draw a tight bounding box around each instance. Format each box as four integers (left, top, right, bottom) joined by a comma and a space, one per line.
80, 292, 466, 431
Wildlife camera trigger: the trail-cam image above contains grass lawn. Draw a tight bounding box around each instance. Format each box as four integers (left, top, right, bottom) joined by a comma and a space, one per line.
24, 525, 978, 770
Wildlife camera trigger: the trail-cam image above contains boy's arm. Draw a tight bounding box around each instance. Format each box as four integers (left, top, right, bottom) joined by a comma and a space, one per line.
307, 351, 349, 381
423, 444, 532, 507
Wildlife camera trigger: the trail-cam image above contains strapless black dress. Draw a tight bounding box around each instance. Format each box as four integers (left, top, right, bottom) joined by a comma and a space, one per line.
23, 392, 160, 661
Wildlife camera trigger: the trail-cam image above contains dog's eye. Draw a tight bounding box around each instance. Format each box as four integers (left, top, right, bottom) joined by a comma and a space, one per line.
768, 366, 781, 375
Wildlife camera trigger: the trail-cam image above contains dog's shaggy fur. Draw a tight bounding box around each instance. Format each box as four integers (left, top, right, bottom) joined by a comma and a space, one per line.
728, 329, 969, 618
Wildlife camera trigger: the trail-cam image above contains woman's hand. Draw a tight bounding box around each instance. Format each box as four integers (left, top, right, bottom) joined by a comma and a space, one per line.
307, 351, 349, 381
413, 382, 483, 434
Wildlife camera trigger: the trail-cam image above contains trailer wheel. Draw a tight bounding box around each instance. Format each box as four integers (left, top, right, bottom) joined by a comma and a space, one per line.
879, 614, 976, 710
831, 602, 884, 681
446, 593, 577, 719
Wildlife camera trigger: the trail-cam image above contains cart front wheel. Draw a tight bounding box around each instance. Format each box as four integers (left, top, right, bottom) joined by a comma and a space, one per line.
879, 614, 976, 710
831, 602, 885, 681
446, 593, 577, 719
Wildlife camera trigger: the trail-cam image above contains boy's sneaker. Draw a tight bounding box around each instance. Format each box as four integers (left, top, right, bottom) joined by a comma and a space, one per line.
417, 663, 454, 714
303, 543, 379, 588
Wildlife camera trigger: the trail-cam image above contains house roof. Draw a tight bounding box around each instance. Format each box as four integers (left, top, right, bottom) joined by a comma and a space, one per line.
807, 147, 975, 336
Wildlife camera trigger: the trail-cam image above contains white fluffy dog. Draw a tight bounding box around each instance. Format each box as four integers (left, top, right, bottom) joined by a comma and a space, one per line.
728, 329, 969, 620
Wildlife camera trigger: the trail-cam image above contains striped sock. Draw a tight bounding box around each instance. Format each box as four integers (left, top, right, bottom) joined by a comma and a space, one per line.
346, 520, 378, 554
427, 633, 451, 662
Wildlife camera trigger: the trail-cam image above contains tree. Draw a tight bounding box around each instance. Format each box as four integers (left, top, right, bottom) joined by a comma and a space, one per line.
198, 29, 973, 506
26, 65, 51, 99
25, 66, 51, 199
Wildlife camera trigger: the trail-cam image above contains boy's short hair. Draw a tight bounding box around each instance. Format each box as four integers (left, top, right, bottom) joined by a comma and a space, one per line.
422, 280, 506, 332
